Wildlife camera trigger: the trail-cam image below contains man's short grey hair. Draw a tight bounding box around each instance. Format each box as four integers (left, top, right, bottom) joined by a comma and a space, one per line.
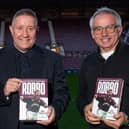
11, 8, 38, 27
89, 7, 122, 31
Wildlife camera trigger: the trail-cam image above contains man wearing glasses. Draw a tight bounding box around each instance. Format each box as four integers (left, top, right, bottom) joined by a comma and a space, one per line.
77, 7, 129, 129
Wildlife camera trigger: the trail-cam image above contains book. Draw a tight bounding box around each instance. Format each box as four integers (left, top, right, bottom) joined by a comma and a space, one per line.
19, 79, 48, 121
92, 78, 124, 120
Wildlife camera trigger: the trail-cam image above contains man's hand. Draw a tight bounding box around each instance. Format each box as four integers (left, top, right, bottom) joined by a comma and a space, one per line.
36, 106, 55, 125
83, 103, 101, 124
102, 112, 128, 129
4, 78, 22, 96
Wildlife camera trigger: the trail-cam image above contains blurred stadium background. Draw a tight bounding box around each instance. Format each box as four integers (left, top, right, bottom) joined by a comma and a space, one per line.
0, 1, 129, 129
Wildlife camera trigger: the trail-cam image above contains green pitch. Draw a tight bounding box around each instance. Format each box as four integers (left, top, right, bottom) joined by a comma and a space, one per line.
58, 73, 87, 129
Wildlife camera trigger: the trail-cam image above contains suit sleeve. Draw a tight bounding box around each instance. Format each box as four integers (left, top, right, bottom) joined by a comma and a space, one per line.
76, 59, 89, 116
51, 55, 70, 120
0, 80, 11, 106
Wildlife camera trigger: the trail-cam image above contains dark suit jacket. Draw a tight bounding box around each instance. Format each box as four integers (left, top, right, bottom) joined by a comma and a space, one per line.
77, 42, 129, 129
0, 44, 70, 129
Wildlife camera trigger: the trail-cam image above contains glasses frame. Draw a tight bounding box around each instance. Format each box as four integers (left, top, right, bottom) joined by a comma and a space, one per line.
93, 24, 119, 35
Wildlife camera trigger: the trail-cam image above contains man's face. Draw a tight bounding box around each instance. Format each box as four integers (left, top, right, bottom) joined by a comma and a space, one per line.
107, 89, 113, 96
34, 90, 40, 99
9, 15, 37, 53
91, 13, 123, 53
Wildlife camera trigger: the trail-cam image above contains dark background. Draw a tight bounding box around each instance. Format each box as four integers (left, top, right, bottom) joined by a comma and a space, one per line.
0, 1, 129, 129
1, 0, 129, 52
0, 0, 129, 21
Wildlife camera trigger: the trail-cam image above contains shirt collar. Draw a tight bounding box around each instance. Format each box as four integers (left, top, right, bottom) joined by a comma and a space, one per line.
11, 44, 37, 59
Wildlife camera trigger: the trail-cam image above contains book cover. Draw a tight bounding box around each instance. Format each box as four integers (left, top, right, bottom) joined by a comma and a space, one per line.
19, 79, 48, 121
92, 78, 124, 120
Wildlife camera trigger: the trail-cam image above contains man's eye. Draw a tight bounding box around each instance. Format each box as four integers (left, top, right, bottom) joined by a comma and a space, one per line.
28, 27, 34, 31
16, 27, 23, 30
95, 27, 102, 31
96, 28, 102, 31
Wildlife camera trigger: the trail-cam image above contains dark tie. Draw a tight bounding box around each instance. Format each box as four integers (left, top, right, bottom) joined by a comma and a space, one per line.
20, 54, 30, 77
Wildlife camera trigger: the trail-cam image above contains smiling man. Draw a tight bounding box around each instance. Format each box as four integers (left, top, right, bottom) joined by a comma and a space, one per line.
0, 8, 70, 129
77, 7, 129, 129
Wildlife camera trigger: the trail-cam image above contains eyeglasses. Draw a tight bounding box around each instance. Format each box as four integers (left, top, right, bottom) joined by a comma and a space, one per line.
93, 24, 119, 35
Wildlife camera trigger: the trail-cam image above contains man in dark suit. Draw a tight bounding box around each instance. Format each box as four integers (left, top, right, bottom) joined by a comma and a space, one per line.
0, 8, 70, 129
77, 7, 129, 129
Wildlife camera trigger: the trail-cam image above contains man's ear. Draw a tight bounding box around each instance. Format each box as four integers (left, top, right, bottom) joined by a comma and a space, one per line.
117, 26, 123, 36
9, 25, 11, 31
9, 25, 13, 35
91, 31, 95, 39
